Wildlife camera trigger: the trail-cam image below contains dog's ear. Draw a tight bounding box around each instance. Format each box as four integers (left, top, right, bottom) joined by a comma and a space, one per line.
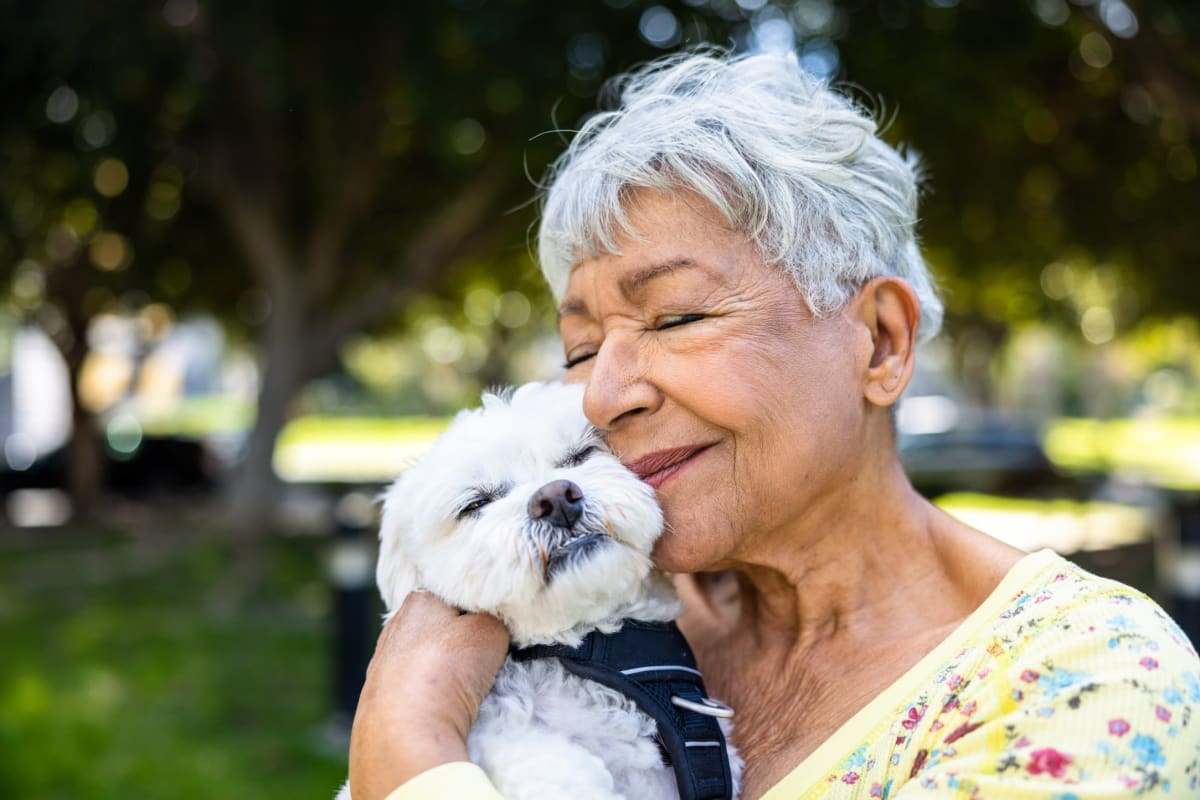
480, 384, 518, 411
376, 484, 422, 616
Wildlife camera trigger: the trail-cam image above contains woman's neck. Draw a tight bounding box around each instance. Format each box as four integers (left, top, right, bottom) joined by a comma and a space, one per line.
723, 457, 1011, 656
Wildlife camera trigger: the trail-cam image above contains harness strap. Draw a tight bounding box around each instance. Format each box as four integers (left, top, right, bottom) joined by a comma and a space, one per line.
511, 621, 733, 800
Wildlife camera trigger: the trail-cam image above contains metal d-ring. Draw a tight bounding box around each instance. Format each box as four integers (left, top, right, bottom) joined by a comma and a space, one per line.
671, 695, 735, 718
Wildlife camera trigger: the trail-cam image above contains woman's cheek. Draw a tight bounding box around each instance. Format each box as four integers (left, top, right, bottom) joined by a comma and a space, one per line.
562, 368, 589, 385
661, 325, 727, 358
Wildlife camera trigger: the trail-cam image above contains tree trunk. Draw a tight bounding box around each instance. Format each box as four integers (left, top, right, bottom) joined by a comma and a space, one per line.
204, 145, 507, 533
65, 369, 104, 519
51, 271, 105, 520
223, 311, 312, 532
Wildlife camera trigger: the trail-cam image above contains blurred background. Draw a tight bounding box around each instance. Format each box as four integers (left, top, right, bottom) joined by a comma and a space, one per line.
1, 0, 1197, 796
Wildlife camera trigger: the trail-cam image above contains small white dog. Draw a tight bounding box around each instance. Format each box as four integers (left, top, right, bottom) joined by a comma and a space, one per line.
339, 382, 741, 800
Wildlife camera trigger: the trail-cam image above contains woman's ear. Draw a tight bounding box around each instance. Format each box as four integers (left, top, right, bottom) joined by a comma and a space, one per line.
376, 483, 422, 617
853, 276, 920, 408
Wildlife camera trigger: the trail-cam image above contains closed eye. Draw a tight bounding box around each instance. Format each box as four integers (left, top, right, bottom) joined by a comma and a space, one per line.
563, 314, 704, 368
560, 445, 598, 468
563, 351, 595, 369
655, 313, 705, 330
456, 496, 493, 518
456, 485, 508, 519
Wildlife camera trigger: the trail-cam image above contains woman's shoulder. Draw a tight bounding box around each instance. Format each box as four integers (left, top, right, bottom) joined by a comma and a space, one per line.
889, 551, 1200, 797
981, 550, 1198, 677
756, 551, 1200, 799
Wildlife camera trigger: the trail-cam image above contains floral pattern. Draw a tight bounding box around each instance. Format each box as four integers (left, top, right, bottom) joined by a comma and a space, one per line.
781, 551, 1200, 799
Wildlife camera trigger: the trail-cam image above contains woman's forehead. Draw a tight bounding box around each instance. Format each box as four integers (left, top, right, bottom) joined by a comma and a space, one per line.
558, 253, 736, 323
558, 194, 755, 309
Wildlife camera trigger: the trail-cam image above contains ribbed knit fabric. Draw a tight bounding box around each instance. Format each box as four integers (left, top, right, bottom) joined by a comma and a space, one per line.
385, 550, 1200, 799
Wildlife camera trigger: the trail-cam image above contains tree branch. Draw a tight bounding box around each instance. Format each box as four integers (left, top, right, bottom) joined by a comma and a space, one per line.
1108, 3, 1200, 130
302, 51, 392, 300
309, 164, 510, 367
200, 141, 298, 310
302, 132, 386, 301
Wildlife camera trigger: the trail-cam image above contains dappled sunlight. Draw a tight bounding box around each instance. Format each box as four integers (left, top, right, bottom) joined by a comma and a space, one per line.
936, 492, 1155, 555
273, 415, 447, 484
1044, 417, 1200, 491
1, 2, 1197, 795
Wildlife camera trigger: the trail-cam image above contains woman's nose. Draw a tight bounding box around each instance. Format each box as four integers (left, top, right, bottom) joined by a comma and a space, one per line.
581, 335, 662, 430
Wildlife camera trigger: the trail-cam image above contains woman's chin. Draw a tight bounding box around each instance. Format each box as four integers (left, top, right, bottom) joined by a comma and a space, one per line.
650, 527, 724, 574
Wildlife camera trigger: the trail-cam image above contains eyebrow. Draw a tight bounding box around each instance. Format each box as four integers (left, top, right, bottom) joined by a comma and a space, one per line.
556, 258, 706, 323
557, 297, 588, 324
619, 258, 701, 296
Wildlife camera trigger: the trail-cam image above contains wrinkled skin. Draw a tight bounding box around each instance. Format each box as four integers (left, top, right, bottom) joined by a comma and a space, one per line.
350, 190, 1024, 798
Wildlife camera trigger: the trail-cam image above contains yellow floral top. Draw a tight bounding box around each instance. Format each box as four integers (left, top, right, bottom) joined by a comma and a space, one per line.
386, 550, 1200, 799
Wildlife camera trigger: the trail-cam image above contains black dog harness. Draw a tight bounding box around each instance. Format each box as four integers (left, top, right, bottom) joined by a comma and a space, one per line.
510, 620, 734, 800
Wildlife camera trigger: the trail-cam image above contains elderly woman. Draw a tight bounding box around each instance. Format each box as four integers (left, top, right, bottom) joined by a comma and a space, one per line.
349, 52, 1200, 799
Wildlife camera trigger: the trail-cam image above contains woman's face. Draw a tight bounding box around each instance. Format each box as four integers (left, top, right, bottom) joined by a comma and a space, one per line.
558, 190, 874, 572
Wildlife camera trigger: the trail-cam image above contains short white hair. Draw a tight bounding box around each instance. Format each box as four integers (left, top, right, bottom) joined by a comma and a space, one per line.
537, 50, 943, 341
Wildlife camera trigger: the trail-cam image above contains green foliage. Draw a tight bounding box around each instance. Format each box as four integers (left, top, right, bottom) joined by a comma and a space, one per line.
0, 530, 351, 798
833, 0, 1200, 328
3, 1, 1198, 505
7, 1, 1194, 346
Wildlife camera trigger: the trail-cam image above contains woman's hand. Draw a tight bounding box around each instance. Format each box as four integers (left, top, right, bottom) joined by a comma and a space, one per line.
347, 592, 509, 799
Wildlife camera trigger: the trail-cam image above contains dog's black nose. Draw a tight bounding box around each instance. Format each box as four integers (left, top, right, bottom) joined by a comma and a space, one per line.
528, 480, 584, 528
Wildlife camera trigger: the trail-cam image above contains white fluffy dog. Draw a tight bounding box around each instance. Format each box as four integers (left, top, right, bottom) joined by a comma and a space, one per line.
339, 382, 740, 800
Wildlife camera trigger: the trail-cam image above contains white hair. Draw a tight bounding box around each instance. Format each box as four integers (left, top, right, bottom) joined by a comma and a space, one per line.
537, 50, 943, 341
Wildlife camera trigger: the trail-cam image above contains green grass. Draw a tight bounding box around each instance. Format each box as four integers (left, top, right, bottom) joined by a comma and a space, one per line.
274, 415, 450, 483
0, 526, 357, 799
1043, 416, 1200, 490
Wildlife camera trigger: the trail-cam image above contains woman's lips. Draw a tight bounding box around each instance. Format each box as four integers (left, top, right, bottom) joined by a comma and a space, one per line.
624, 444, 713, 489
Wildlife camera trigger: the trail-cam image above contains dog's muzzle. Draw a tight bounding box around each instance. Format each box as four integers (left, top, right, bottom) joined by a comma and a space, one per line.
528, 479, 584, 528
526, 480, 609, 580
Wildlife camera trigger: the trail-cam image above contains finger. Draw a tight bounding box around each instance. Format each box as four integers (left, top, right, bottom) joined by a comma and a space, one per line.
456, 610, 509, 643
398, 589, 461, 621
377, 592, 460, 646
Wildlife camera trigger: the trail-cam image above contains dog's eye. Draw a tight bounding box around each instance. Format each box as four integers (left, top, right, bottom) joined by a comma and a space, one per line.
564, 446, 598, 467
457, 496, 493, 518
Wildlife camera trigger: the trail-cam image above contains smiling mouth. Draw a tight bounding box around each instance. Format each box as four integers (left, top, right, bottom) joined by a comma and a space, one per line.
544, 533, 607, 581
625, 444, 714, 489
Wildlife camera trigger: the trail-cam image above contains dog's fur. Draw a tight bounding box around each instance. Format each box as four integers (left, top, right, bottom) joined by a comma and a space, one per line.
338, 382, 740, 799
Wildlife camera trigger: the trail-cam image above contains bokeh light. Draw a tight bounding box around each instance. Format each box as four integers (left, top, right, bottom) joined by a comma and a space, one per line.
93, 158, 130, 197
88, 232, 131, 271
495, 291, 531, 328
63, 198, 99, 238
1099, 0, 1138, 38
464, 287, 498, 325
106, 413, 144, 458
44, 223, 80, 263
1081, 305, 1115, 344
422, 325, 465, 364
1032, 0, 1069, 27
80, 111, 117, 150
449, 118, 486, 156
1079, 32, 1113, 69
11, 260, 46, 311
45, 84, 78, 123
639, 6, 680, 48
137, 303, 175, 342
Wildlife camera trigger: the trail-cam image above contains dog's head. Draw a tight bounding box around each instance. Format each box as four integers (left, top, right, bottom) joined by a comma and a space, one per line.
377, 382, 665, 644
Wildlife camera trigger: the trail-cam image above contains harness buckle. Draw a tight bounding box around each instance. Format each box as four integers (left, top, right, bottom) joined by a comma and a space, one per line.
671, 695, 735, 719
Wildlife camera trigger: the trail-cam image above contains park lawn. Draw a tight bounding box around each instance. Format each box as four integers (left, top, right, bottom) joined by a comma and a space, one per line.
1043, 416, 1200, 491
0, 525, 356, 799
